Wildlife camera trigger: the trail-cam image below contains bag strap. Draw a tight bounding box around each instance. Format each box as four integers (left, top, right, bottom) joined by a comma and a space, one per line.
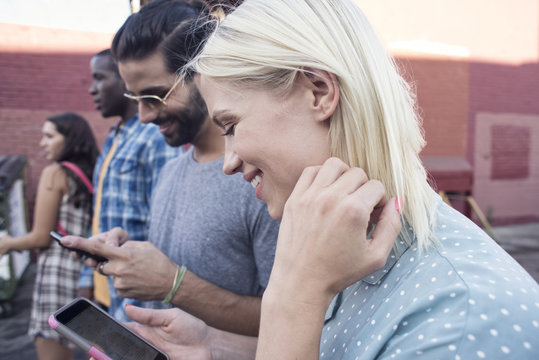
60, 161, 94, 194
56, 222, 68, 236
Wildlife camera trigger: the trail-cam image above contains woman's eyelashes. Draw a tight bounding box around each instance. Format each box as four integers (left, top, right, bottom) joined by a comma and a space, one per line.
222, 124, 236, 136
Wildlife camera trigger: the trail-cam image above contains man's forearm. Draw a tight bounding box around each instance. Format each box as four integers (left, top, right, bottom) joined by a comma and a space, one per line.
171, 270, 262, 336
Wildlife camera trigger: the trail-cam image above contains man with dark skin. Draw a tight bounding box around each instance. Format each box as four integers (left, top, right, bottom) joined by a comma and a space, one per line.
80, 49, 179, 321
89, 50, 138, 123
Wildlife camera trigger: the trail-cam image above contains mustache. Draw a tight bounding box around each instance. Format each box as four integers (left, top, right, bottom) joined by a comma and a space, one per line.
152, 112, 184, 126
152, 108, 198, 127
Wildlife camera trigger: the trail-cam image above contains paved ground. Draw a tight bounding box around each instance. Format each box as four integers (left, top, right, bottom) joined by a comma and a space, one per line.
0, 223, 537, 360
0, 264, 86, 360
493, 222, 539, 282
0, 262, 36, 360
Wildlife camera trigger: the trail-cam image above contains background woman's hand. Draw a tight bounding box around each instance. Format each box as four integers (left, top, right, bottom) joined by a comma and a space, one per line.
0, 234, 13, 256
268, 157, 401, 305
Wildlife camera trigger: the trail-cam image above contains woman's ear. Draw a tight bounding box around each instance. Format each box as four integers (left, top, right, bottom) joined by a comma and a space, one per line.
301, 67, 340, 122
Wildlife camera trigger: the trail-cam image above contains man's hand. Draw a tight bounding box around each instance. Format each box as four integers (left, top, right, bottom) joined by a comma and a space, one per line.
62, 234, 177, 301
63, 227, 130, 266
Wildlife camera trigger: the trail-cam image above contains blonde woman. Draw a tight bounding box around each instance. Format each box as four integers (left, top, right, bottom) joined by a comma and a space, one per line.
86, 0, 539, 359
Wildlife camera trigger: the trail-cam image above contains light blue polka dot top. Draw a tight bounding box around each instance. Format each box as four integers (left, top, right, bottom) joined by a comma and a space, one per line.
320, 197, 539, 359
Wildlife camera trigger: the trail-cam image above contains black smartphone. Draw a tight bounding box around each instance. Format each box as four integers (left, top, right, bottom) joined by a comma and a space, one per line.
49, 297, 169, 360
50, 231, 107, 263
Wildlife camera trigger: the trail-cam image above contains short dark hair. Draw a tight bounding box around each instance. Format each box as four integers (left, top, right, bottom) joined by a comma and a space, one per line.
96, 48, 112, 57
93, 49, 120, 76
161, 16, 215, 79
111, 0, 206, 68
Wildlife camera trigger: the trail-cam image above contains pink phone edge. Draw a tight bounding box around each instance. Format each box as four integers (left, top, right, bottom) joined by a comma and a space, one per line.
48, 314, 59, 330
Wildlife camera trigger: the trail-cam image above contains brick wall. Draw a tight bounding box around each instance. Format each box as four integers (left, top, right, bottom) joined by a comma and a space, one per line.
0, 23, 118, 220
397, 57, 469, 157
470, 61, 539, 224
474, 113, 539, 224
2, 2, 539, 226
394, 56, 539, 224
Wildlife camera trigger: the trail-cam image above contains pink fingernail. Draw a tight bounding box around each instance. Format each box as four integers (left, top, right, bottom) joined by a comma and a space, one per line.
395, 196, 403, 214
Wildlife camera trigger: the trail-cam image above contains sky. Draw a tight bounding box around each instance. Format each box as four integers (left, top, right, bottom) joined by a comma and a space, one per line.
0, 0, 132, 33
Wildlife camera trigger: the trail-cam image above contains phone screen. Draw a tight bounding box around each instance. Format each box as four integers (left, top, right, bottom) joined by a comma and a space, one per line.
55, 298, 167, 360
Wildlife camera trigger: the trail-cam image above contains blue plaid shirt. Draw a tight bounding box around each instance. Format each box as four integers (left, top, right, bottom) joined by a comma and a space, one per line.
79, 115, 180, 321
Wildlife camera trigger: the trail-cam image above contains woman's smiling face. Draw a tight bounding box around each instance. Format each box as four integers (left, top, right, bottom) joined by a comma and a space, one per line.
198, 74, 332, 220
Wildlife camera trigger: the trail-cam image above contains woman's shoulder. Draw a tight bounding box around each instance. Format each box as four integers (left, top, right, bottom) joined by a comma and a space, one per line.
40, 163, 68, 191
41, 162, 66, 176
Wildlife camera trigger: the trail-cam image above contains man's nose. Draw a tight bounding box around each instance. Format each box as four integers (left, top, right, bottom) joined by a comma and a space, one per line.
138, 103, 159, 124
88, 82, 97, 95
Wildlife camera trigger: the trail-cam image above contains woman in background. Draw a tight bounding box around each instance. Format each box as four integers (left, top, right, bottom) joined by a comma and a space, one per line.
0, 112, 98, 360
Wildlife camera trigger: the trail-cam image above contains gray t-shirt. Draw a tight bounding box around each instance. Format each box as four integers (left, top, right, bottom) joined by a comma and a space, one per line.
146, 148, 279, 309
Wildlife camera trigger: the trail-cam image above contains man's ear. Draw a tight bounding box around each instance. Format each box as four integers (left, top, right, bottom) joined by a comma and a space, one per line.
301, 67, 340, 122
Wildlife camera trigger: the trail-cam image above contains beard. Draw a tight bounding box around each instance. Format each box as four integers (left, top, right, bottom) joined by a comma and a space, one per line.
155, 86, 208, 147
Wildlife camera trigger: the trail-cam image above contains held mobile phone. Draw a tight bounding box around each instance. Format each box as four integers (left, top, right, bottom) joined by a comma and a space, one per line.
49, 297, 169, 360
50, 231, 107, 263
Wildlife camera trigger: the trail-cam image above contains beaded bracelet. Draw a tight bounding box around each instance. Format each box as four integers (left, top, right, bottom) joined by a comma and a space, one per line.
162, 265, 187, 304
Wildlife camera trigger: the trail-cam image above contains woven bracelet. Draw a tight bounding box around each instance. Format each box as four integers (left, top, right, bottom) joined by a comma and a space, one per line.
162, 265, 187, 304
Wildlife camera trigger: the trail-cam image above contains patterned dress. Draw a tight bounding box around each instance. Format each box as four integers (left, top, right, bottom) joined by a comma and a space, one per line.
28, 175, 92, 346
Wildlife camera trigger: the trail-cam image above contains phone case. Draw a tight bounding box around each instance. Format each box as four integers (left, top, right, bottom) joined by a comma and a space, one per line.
48, 315, 112, 360
49, 297, 169, 360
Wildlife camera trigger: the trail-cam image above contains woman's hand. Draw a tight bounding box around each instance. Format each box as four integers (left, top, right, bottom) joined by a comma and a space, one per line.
268, 157, 401, 305
124, 306, 212, 360
121, 306, 258, 360
256, 158, 402, 359
0, 234, 13, 256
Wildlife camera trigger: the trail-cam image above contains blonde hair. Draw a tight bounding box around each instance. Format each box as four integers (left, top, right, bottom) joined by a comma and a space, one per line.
191, 0, 438, 251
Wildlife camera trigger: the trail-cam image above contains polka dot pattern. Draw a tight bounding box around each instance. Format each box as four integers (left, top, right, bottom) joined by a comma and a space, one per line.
320, 199, 539, 359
